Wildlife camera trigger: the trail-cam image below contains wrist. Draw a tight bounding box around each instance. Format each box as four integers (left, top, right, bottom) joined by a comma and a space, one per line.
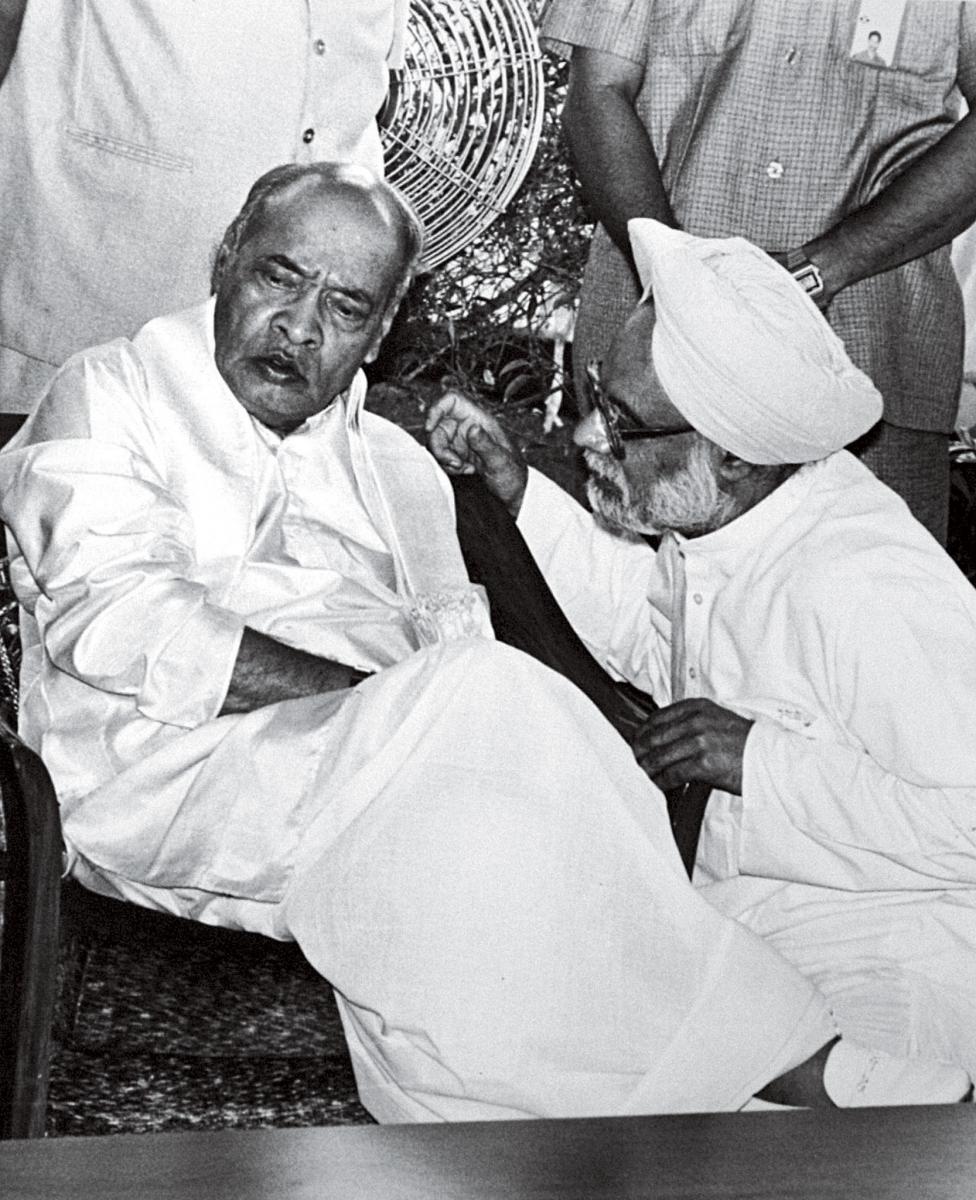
785, 247, 826, 303
506, 466, 529, 519
797, 237, 856, 307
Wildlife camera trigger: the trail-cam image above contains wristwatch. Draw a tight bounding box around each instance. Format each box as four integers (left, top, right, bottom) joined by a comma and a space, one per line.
785, 248, 825, 299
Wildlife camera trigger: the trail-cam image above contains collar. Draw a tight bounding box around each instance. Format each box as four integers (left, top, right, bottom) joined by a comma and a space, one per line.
671, 459, 824, 578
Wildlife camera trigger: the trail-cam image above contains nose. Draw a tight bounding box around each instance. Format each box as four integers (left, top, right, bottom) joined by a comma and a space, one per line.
574, 408, 612, 454
274, 289, 321, 346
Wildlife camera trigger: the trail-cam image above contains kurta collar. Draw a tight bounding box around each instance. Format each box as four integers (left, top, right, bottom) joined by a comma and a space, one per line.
673, 458, 828, 578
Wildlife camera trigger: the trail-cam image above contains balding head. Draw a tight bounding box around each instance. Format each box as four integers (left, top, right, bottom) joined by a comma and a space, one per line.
212, 162, 423, 309
211, 163, 424, 433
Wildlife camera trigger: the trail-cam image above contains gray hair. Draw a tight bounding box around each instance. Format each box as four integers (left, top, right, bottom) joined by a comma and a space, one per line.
210, 161, 425, 312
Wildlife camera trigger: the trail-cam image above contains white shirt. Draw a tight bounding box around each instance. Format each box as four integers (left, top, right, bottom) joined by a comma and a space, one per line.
0, 300, 465, 819
518, 455, 976, 899
0, 0, 408, 412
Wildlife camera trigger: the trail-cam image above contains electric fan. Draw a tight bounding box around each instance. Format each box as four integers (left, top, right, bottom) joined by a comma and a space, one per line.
380, 0, 545, 270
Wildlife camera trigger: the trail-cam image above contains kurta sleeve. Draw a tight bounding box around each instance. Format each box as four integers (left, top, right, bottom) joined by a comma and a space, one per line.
0, 348, 245, 729
740, 566, 976, 891
540, 0, 652, 63
516, 467, 670, 696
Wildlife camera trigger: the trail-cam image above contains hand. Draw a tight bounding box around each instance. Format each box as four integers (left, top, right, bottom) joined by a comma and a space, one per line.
425, 390, 528, 515
631, 698, 753, 794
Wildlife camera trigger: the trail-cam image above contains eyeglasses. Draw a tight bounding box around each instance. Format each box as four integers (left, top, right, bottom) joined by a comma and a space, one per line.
584, 360, 693, 460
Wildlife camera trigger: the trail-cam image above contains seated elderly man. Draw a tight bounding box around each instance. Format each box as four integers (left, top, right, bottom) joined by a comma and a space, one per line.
428, 218, 976, 1080
0, 167, 968, 1123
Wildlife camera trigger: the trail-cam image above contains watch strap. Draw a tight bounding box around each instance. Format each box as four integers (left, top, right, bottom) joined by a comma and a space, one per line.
785, 248, 825, 298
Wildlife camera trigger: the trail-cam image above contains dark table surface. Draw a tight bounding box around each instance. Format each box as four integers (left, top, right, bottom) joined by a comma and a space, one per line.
3, 1104, 976, 1199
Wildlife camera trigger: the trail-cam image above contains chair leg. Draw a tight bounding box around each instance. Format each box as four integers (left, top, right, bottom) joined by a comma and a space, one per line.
0, 737, 63, 1139
54, 917, 93, 1047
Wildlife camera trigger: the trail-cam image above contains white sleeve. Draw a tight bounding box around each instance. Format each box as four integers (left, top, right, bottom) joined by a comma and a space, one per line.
0, 350, 244, 729
740, 571, 976, 890
516, 467, 670, 697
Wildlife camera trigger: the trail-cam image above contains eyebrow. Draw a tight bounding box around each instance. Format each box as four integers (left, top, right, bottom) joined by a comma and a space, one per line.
263, 254, 376, 308
264, 253, 311, 279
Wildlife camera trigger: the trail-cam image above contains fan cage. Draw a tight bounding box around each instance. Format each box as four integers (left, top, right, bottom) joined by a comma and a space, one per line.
381, 0, 545, 270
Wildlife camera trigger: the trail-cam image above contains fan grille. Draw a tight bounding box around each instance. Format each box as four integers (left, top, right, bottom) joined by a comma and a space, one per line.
381, 0, 545, 270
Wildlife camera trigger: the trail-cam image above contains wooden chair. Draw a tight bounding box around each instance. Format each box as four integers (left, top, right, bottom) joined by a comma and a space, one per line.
0, 610, 62, 1138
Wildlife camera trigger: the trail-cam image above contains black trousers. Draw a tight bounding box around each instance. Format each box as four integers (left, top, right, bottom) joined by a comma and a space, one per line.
451, 475, 710, 876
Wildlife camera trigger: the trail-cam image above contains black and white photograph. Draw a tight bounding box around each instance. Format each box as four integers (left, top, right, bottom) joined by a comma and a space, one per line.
1, 1, 975, 1197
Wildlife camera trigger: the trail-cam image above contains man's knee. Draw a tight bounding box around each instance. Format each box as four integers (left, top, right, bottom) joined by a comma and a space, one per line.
422, 636, 554, 692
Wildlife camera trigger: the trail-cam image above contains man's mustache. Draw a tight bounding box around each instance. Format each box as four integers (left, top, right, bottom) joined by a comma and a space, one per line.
583, 449, 619, 482
254, 344, 309, 382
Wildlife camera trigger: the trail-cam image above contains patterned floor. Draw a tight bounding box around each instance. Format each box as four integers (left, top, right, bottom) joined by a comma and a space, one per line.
45, 902, 370, 1137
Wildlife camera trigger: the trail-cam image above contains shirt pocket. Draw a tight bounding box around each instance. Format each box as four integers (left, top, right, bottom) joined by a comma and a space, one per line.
66, 0, 196, 171
842, 2, 959, 82
646, 0, 741, 57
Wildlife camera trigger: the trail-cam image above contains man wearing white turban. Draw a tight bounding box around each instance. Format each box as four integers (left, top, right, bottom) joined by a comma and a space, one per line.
428, 218, 976, 1078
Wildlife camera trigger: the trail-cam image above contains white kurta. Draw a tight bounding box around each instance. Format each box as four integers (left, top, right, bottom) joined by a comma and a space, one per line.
0, 305, 836, 1121
518, 458, 976, 1071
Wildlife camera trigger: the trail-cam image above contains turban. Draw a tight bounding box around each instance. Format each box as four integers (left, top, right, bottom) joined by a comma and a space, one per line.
627, 219, 883, 465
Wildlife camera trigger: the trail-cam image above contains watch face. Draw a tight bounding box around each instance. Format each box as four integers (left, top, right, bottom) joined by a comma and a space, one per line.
791, 262, 824, 296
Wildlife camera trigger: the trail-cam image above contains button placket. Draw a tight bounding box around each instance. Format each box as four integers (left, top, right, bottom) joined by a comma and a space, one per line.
299, 31, 328, 158
683, 566, 705, 693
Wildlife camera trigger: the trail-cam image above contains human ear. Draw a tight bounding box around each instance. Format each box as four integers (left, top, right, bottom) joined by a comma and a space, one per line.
714, 453, 755, 484
364, 305, 398, 364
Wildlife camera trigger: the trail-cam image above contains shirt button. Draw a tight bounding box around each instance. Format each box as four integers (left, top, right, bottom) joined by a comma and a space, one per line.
313, 38, 326, 55
688, 667, 697, 679
766, 160, 785, 180
692, 592, 703, 605
302, 128, 315, 144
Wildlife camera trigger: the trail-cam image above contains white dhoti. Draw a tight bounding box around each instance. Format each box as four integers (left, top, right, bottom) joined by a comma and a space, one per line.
283, 641, 836, 1121
73, 640, 834, 1121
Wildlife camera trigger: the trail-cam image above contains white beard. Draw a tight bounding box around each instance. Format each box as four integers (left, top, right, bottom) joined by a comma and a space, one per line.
584, 453, 635, 535
586, 438, 736, 537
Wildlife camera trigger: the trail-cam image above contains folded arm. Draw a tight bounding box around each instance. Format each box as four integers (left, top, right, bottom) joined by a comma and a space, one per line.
1, 443, 246, 728
220, 627, 367, 716
0, 351, 370, 727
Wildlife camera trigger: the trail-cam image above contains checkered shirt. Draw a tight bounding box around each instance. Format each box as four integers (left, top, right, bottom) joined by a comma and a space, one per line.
543, 0, 976, 431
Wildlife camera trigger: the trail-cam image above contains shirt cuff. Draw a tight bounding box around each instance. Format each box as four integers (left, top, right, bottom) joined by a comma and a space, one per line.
540, 0, 648, 62
138, 599, 245, 728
